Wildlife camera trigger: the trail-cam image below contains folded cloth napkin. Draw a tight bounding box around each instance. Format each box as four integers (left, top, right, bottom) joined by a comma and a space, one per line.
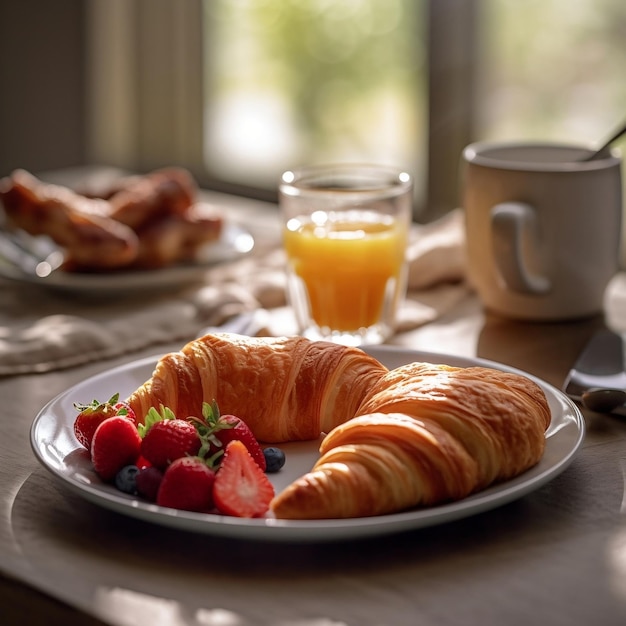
0, 209, 470, 376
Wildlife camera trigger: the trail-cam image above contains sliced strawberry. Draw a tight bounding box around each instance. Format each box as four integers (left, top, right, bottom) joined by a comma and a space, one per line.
213, 440, 274, 518
73, 393, 129, 451
91, 416, 142, 482
157, 457, 216, 512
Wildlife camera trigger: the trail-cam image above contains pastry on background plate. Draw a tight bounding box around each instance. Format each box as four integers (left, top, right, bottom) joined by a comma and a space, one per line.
0, 167, 223, 272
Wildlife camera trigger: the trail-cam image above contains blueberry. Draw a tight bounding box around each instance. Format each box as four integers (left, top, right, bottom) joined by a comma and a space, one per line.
263, 447, 286, 473
115, 465, 139, 494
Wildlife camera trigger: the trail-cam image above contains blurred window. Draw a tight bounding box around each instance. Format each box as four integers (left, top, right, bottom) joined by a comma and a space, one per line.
87, 0, 626, 221
203, 0, 426, 201
476, 0, 626, 144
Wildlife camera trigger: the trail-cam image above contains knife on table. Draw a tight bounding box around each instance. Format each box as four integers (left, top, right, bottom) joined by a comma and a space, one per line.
563, 329, 626, 401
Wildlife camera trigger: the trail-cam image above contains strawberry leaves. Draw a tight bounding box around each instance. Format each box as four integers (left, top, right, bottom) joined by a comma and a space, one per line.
189, 401, 266, 471
190, 400, 226, 451
73, 392, 121, 414
137, 404, 177, 438
73, 393, 134, 451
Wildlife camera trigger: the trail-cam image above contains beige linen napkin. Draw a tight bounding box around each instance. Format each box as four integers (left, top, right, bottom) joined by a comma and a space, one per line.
0, 209, 469, 376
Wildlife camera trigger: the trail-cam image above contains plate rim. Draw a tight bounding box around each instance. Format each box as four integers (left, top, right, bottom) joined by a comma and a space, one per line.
30, 346, 586, 542
0, 221, 253, 293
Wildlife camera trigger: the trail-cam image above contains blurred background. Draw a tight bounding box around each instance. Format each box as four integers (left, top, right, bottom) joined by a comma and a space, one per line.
1, 0, 625, 222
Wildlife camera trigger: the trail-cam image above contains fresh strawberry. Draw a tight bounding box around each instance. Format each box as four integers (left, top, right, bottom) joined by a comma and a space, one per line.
213, 440, 274, 518
135, 454, 152, 469
139, 406, 201, 470
157, 457, 216, 512
91, 416, 142, 482
213, 414, 267, 471
113, 400, 137, 424
73, 393, 132, 451
193, 401, 266, 471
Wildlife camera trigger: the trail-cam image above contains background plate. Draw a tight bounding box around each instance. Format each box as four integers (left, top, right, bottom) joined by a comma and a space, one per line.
0, 222, 254, 294
30, 346, 585, 542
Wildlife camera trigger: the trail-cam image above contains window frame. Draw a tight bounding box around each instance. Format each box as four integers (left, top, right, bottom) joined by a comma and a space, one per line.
86, 0, 477, 220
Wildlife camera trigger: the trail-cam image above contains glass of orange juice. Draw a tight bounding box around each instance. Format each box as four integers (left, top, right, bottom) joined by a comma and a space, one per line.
279, 164, 412, 346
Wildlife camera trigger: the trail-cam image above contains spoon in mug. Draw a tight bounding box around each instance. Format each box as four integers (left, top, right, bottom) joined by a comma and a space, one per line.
582, 119, 626, 161
581, 387, 626, 413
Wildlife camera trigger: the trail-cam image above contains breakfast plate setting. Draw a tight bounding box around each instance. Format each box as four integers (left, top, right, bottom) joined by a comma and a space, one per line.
0, 221, 254, 294
0, 167, 255, 295
30, 346, 585, 542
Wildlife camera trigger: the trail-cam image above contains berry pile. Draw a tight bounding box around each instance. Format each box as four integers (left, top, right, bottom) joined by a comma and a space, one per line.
73, 396, 286, 518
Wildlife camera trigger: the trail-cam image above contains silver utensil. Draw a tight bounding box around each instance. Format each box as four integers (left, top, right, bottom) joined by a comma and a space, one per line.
563, 329, 626, 402
0, 228, 64, 277
583, 119, 626, 161
581, 387, 626, 413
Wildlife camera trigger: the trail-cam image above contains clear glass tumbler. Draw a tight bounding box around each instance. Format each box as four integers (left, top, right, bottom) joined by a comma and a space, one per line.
279, 164, 412, 346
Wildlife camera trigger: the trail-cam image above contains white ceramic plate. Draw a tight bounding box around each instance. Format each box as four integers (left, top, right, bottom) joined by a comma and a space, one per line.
30, 347, 585, 542
0, 222, 254, 294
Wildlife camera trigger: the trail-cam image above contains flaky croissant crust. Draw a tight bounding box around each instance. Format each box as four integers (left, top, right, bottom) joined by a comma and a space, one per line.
127, 333, 388, 443
271, 360, 551, 519
126, 333, 551, 520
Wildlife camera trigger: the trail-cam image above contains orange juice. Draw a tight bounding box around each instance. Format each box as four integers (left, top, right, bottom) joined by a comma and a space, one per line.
284, 209, 408, 332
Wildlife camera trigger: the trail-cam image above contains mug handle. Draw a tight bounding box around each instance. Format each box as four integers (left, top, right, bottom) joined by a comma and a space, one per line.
491, 202, 551, 294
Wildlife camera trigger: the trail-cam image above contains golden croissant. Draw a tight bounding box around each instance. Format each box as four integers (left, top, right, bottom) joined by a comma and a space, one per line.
127, 333, 388, 443
271, 361, 551, 518
127, 334, 551, 519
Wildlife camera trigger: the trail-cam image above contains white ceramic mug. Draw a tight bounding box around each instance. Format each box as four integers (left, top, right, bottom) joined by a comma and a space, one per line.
462, 142, 623, 320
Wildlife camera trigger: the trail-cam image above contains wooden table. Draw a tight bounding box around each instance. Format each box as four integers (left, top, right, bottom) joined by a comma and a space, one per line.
2, 190, 626, 625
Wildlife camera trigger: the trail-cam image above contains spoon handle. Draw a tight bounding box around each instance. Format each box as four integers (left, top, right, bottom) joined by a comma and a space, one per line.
583, 119, 626, 161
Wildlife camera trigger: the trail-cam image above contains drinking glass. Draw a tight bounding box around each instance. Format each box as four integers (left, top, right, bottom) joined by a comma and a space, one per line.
279, 164, 412, 346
